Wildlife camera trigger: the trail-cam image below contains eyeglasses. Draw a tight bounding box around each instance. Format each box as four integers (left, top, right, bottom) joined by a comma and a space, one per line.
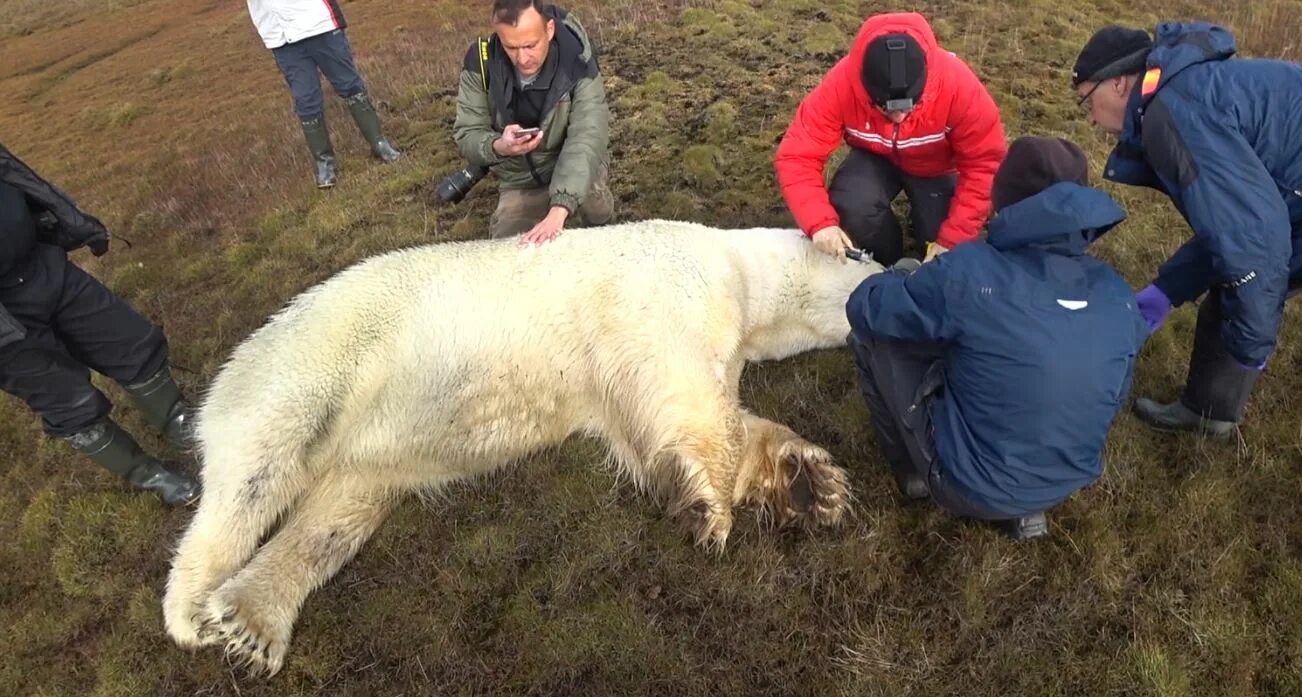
1077, 80, 1103, 111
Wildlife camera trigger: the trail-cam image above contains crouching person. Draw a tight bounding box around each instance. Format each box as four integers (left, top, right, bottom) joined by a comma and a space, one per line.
1, 145, 198, 505
452, 0, 612, 244
845, 136, 1147, 539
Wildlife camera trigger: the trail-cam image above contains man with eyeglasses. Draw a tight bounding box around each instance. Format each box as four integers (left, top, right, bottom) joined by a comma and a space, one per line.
1074, 23, 1302, 439
775, 12, 1007, 266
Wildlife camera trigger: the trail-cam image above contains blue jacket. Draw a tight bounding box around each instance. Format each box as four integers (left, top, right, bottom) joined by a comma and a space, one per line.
846, 183, 1148, 517
1104, 22, 1302, 367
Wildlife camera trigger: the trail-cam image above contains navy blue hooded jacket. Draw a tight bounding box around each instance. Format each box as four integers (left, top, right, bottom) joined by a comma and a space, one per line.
846, 183, 1148, 517
1104, 22, 1302, 367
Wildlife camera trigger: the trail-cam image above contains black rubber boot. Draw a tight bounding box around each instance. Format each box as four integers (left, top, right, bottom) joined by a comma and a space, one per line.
64, 420, 199, 506
123, 365, 195, 451
300, 116, 338, 188
997, 511, 1048, 541
891, 467, 930, 501
1138, 289, 1257, 441
1133, 397, 1237, 441
344, 92, 401, 163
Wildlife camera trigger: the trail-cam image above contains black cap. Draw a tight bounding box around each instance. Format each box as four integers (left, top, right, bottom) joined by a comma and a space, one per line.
991, 136, 1090, 212
863, 33, 927, 110
1072, 25, 1152, 87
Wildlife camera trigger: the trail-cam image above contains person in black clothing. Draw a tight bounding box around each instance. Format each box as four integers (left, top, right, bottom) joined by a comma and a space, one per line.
0, 144, 198, 506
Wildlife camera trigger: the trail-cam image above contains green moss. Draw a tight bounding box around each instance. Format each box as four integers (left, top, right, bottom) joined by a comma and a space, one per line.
802, 23, 847, 56
50, 493, 164, 600
680, 9, 738, 42
683, 144, 722, 186
628, 69, 678, 101
703, 100, 738, 143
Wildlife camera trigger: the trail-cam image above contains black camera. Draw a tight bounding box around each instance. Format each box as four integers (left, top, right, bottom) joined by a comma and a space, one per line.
435, 163, 490, 204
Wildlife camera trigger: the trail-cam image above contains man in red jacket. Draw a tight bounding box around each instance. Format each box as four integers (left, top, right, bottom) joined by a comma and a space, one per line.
775, 13, 1007, 265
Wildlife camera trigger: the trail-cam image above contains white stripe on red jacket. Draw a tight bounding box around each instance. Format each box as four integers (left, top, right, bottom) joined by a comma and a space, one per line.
246, 0, 346, 50
774, 12, 1007, 249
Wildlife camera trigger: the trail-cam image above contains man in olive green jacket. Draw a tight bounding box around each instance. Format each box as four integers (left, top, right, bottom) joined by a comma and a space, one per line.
454, 0, 613, 244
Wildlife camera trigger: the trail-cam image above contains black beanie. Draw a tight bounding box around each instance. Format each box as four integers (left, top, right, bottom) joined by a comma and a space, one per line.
991, 136, 1090, 212
862, 33, 927, 108
1072, 25, 1152, 87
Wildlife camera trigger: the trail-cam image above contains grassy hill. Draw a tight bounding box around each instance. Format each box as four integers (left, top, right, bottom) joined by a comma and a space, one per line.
0, 0, 1299, 694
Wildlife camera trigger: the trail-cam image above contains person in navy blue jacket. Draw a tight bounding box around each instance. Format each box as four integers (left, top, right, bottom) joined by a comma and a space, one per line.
1073, 23, 1302, 439
846, 136, 1147, 540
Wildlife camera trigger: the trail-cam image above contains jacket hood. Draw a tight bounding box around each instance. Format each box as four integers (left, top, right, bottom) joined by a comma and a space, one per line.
844, 13, 941, 109
987, 183, 1126, 254
1108, 22, 1236, 190
1146, 22, 1236, 93
544, 5, 595, 65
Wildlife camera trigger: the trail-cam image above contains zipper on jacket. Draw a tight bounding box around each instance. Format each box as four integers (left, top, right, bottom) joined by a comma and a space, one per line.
891, 122, 901, 165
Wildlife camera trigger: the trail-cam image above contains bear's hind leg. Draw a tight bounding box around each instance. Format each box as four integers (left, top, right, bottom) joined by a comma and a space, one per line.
202, 469, 393, 676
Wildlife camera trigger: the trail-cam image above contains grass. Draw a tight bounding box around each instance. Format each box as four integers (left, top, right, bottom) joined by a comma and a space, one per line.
1, 0, 1301, 694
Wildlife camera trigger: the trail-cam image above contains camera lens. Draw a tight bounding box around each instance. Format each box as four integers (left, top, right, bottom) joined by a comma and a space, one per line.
436, 170, 472, 204
435, 164, 488, 204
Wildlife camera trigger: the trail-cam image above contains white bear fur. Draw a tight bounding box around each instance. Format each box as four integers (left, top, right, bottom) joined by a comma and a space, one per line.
163, 219, 881, 675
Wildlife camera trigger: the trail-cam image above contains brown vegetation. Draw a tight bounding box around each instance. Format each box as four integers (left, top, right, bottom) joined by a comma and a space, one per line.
0, 0, 1299, 694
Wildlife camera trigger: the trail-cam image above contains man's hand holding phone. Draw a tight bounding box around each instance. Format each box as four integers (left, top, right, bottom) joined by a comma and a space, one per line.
493, 124, 545, 157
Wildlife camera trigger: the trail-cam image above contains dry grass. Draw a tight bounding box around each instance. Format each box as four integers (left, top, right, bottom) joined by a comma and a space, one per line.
1, 0, 1300, 695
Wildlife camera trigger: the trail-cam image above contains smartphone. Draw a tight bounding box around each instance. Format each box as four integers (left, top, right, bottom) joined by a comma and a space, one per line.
515, 127, 541, 138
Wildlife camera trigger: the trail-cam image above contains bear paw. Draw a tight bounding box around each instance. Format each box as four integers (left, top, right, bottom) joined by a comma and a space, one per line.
204, 584, 292, 677
774, 439, 851, 528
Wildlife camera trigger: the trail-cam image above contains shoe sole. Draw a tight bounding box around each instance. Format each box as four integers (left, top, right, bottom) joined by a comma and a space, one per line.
1137, 418, 1235, 441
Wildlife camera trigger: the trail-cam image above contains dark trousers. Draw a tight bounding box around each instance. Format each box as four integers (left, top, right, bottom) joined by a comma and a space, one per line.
272, 29, 367, 120
829, 149, 957, 266
849, 334, 1013, 521
0, 245, 168, 437
1182, 278, 1301, 422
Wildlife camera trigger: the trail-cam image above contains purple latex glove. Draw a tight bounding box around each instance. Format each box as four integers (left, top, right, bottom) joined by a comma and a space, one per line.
1135, 284, 1172, 333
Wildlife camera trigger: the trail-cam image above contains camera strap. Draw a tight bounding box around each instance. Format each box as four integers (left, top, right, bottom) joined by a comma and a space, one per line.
478, 37, 490, 91
884, 37, 913, 111
888, 38, 907, 96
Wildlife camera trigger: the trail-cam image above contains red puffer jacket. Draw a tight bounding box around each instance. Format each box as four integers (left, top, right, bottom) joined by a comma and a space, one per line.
775, 13, 1007, 249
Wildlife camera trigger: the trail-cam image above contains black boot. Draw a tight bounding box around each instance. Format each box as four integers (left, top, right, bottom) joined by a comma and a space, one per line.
344, 92, 401, 163
891, 467, 930, 501
64, 420, 199, 506
996, 511, 1048, 541
123, 364, 195, 451
1138, 289, 1257, 441
1133, 398, 1237, 441
300, 116, 338, 188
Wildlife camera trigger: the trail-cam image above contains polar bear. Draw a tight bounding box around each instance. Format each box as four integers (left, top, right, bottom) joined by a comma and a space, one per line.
163, 219, 882, 675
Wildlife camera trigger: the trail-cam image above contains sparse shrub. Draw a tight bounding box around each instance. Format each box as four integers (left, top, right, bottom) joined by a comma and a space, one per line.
147, 59, 194, 86
80, 102, 146, 129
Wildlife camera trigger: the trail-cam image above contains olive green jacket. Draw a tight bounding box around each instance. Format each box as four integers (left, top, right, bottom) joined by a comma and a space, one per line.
453, 8, 610, 214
